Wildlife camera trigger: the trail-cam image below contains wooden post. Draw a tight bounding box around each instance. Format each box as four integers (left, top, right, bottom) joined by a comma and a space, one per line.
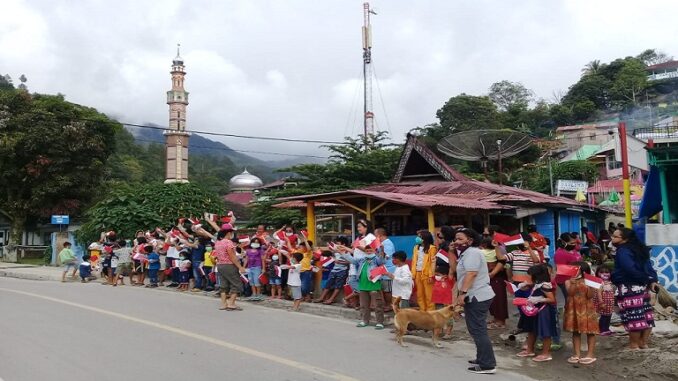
427, 208, 435, 232
306, 202, 316, 242
366, 198, 372, 221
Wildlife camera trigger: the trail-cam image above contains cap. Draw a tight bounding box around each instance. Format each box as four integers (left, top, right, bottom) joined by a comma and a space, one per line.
221, 223, 234, 232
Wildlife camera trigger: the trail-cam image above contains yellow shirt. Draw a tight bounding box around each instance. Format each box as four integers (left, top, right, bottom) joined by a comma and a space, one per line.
204, 252, 215, 267
298, 250, 313, 271
482, 248, 497, 263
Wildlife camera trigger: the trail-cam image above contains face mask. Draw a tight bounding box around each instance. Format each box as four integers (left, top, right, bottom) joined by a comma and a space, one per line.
457, 244, 469, 253
251, 243, 260, 249
285, 232, 293, 237
415, 237, 424, 245
434, 275, 443, 281
366, 254, 376, 259
600, 273, 611, 280
272, 255, 279, 261
565, 243, 575, 250
206, 247, 213, 252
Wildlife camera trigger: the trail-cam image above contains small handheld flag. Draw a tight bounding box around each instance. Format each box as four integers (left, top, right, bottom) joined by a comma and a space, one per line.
583, 273, 603, 289
436, 250, 450, 264
505, 281, 518, 295
369, 265, 388, 282
240, 273, 249, 284
556, 264, 580, 278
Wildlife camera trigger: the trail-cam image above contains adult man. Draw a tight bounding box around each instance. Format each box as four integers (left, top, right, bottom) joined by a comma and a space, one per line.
375, 228, 395, 312
59, 241, 78, 282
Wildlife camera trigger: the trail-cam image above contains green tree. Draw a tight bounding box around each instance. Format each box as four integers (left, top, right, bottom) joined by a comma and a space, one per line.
435, 94, 501, 135
637, 49, 673, 66
488, 80, 534, 111
0, 89, 118, 245
581, 60, 602, 76
77, 182, 225, 244
612, 59, 648, 107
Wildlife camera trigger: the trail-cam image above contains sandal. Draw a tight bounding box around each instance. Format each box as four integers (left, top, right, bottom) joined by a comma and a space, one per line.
567, 356, 580, 364
532, 355, 552, 362
516, 351, 536, 357
579, 357, 597, 365
375, 324, 385, 330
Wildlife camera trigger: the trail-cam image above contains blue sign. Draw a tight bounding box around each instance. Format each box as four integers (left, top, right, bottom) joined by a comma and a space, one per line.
51, 215, 70, 225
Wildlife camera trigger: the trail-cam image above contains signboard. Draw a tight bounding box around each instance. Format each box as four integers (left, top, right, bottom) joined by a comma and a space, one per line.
51, 215, 70, 225
556, 180, 588, 193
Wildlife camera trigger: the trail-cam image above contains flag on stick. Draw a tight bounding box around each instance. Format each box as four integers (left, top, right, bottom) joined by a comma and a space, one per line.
369, 265, 388, 282
556, 264, 580, 278
436, 250, 450, 264
584, 273, 603, 289
505, 281, 518, 295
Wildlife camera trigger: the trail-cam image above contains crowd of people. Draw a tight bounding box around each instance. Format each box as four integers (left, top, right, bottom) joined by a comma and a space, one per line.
58, 214, 660, 375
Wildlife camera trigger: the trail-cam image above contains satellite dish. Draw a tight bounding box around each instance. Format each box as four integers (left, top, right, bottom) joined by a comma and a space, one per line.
437, 129, 533, 183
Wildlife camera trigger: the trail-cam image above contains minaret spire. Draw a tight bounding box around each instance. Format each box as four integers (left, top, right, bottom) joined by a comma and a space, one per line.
164, 45, 191, 184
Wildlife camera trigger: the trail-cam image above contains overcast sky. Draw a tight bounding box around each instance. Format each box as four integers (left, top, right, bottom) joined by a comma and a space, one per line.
2, 0, 677, 162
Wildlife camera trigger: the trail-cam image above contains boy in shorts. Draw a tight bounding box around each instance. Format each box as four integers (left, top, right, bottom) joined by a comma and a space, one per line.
284, 252, 304, 311
59, 242, 78, 282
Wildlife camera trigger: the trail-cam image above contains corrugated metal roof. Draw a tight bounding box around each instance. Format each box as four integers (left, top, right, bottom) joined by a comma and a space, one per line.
349, 189, 508, 210
272, 201, 339, 209
223, 192, 254, 205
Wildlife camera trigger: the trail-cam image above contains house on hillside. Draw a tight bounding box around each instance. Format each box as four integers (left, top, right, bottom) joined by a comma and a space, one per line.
276, 134, 607, 254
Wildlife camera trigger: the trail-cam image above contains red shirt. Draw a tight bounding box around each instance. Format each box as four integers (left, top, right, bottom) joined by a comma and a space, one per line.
431, 276, 455, 305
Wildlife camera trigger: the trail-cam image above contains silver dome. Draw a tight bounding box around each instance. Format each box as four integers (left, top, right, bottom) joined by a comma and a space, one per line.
228, 169, 263, 191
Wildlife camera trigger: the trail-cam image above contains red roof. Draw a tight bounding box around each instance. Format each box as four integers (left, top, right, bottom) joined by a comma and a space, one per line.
223, 192, 254, 205
646, 60, 678, 71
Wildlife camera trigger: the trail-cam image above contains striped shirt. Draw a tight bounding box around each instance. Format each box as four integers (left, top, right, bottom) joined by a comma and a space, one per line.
504, 249, 536, 282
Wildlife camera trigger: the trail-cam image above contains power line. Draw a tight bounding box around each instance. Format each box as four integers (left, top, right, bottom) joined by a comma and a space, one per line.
79, 117, 349, 145
132, 137, 329, 159
371, 60, 394, 136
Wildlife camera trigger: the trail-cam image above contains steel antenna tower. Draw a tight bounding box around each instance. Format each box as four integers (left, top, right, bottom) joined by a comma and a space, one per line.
362, 2, 377, 140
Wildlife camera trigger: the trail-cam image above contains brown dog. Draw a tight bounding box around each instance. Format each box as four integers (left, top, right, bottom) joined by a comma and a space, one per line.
393, 297, 461, 348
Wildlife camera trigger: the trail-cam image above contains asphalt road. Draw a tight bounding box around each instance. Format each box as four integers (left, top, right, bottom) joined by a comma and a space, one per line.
0, 277, 531, 381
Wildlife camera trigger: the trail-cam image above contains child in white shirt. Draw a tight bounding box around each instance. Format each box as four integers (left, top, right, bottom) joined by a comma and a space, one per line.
283, 252, 304, 311
385, 251, 413, 309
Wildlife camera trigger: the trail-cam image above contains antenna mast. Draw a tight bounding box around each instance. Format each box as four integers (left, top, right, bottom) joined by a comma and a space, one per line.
362, 2, 375, 138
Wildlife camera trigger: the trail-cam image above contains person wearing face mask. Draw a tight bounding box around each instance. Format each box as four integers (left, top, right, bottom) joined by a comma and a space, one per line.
411, 230, 437, 312
266, 248, 283, 299
214, 225, 247, 311
453, 227, 496, 374
495, 232, 541, 286
243, 237, 266, 301
553, 233, 582, 302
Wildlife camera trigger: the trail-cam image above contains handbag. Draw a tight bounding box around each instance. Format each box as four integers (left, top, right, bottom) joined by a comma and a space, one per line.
520, 285, 546, 317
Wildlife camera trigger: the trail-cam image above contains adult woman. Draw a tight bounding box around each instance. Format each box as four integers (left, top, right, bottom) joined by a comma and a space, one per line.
243, 237, 266, 300
482, 238, 508, 329
611, 228, 658, 350
213, 225, 247, 310
554, 233, 582, 301
341, 219, 373, 308
454, 228, 496, 374
437, 225, 458, 279
411, 230, 437, 312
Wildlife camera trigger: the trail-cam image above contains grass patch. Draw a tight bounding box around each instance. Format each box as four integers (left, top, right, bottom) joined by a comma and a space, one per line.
18, 257, 48, 266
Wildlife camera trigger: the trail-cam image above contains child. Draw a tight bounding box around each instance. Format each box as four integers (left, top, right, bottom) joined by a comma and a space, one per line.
146, 246, 160, 288
202, 245, 215, 292
284, 252, 304, 311
267, 249, 283, 299
177, 251, 191, 291
79, 254, 96, 282
243, 238, 266, 300
564, 261, 599, 365
594, 264, 615, 336
318, 251, 334, 291
432, 262, 455, 339
314, 246, 349, 305
386, 250, 413, 309
516, 264, 557, 362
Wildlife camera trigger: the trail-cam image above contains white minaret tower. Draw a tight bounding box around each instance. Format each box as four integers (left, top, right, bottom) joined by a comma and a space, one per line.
164, 44, 191, 184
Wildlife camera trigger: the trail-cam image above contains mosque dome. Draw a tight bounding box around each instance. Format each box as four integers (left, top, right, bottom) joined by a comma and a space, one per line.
228, 169, 263, 191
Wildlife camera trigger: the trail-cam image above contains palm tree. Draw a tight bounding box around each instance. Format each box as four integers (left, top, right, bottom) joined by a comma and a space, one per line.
581, 60, 601, 76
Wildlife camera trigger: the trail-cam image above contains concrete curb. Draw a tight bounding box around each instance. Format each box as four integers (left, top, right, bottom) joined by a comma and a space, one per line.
0, 269, 63, 282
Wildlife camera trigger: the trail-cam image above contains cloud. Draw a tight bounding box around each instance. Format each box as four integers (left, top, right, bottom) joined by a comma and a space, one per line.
2, 0, 678, 161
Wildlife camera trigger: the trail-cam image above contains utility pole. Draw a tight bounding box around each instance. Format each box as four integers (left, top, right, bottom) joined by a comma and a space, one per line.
362, 2, 376, 141
618, 122, 632, 227
497, 139, 503, 185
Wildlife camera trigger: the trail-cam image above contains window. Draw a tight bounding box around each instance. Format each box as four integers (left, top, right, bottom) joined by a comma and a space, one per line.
607, 152, 622, 170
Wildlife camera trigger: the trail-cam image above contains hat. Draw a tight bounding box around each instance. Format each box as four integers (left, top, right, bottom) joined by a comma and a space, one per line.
221, 223, 234, 232
88, 242, 99, 250
238, 235, 251, 244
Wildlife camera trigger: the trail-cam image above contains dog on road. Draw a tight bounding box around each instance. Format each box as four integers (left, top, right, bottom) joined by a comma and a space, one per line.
392, 297, 461, 348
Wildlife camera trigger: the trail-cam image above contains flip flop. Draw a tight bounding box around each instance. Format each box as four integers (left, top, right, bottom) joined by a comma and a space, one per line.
227, 306, 243, 311
532, 355, 552, 362
516, 351, 536, 357
567, 356, 580, 364
579, 358, 597, 365
218, 307, 231, 311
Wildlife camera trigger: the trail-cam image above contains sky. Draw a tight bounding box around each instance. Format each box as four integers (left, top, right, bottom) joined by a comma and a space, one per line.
2, 0, 678, 162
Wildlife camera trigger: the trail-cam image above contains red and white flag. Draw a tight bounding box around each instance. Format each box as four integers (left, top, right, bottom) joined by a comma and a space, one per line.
584, 273, 603, 289
435, 250, 449, 264
274, 265, 282, 277
505, 281, 518, 295
556, 264, 580, 278
494, 233, 524, 247
322, 257, 335, 267
240, 273, 249, 284
360, 233, 381, 250
369, 265, 388, 283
